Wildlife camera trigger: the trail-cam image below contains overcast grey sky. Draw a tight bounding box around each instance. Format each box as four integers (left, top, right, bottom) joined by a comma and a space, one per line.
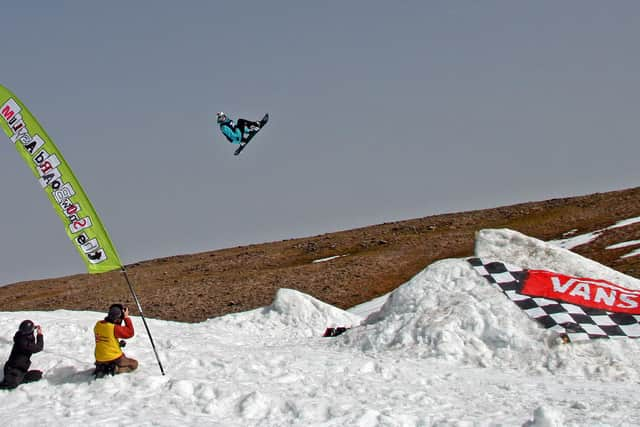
1, 1, 639, 285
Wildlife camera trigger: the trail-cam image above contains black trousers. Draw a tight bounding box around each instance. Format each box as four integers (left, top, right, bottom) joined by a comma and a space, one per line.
0, 364, 42, 389
236, 119, 260, 142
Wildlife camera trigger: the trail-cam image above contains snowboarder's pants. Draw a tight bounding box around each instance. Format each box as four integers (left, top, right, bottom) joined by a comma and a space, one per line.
0, 364, 42, 389
236, 119, 260, 142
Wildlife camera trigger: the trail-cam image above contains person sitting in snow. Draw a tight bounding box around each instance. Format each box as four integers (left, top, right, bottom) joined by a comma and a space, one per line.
94, 304, 138, 377
216, 111, 263, 145
0, 320, 44, 390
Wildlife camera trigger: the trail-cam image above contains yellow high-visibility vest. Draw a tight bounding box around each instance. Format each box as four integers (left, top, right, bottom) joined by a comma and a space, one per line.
94, 321, 123, 362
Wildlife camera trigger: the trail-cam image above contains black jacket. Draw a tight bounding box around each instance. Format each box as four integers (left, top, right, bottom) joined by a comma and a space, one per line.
6, 332, 43, 372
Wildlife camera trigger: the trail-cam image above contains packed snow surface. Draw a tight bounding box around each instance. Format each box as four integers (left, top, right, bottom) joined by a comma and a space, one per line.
2, 228, 640, 426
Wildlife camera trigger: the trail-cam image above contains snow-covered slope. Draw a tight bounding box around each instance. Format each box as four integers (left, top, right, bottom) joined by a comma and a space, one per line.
2, 228, 640, 426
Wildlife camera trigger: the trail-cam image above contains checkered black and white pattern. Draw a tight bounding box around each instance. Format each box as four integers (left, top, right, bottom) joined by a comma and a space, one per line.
468, 257, 640, 342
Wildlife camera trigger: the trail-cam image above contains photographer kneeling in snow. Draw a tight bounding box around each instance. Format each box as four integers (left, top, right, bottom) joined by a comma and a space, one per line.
0, 320, 44, 390
94, 304, 138, 377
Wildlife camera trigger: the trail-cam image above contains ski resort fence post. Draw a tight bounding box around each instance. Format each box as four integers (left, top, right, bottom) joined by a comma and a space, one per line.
121, 268, 166, 375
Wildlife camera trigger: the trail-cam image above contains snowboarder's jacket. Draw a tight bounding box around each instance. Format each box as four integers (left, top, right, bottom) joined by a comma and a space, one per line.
4, 330, 43, 372
219, 118, 243, 144
94, 317, 135, 363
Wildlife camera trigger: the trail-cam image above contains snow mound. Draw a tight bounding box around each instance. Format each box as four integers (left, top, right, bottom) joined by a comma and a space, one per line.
341, 258, 553, 368
207, 288, 362, 341
338, 229, 640, 380
476, 228, 640, 289
268, 288, 362, 330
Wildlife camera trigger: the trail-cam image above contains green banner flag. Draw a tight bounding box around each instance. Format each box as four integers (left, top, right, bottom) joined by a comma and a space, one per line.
0, 84, 122, 274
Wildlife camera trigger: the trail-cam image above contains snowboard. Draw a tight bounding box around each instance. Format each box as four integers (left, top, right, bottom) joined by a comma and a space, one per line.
234, 113, 269, 156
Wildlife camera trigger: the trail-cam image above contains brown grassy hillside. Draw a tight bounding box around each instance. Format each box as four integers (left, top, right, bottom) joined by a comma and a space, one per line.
1, 187, 640, 323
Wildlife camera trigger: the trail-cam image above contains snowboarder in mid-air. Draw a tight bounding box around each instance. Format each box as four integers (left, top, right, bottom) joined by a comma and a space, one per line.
216, 111, 269, 155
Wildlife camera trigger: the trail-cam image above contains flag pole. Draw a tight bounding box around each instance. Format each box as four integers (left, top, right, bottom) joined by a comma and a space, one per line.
121, 268, 165, 375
